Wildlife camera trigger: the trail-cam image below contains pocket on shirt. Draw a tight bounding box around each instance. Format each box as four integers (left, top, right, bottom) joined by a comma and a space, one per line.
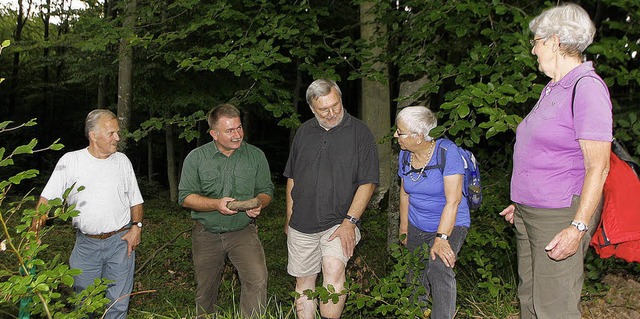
233, 168, 257, 195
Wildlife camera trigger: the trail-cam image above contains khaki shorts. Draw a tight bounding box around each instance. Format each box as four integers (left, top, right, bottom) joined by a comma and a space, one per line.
287, 224, 361, 277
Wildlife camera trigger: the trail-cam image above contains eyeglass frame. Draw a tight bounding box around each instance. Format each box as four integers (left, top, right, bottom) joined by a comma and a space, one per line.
395, 129, 416, 138
529, 37, 546, 47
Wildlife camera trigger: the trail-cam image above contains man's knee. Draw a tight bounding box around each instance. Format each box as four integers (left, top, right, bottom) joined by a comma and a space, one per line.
322, 257, 346, 283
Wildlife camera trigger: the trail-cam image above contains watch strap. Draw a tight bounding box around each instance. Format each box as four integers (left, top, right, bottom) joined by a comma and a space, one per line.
345, 215, 359, 225
570, 221, 588, 232
436, 233, 449, 240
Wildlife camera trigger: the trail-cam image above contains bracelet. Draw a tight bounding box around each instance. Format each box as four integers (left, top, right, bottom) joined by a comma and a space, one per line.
436, 233, 449, 240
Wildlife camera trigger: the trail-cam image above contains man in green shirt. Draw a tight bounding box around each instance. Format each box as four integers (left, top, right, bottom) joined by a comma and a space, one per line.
178, 104, 274, 318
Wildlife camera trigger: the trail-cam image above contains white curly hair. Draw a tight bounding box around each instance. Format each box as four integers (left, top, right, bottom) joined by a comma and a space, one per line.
529, 3, 596, 56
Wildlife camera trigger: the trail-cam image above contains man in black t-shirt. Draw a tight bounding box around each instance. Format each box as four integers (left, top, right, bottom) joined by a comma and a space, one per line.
284, 79, 379, 319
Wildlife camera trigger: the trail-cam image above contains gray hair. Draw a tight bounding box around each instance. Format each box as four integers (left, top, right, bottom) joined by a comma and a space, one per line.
529, 3, 595, 56
306, 79, 342, 106
396, 106, 437, 142
85, 109, 117, 139
208, 103, 241, 130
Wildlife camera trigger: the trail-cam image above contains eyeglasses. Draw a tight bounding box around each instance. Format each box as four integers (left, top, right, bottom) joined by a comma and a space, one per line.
529, 37, 545, 47
395, 129, 415, 138
315, 104, 342, 117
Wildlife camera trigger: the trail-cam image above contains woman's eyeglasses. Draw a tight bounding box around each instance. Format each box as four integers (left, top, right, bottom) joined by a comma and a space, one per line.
395, 129, 415, 138
529, 37, 545, 47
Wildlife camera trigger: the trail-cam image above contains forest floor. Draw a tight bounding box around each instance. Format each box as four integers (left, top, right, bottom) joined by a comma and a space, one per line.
581, 273, 640, 319
504, 272, 640, 319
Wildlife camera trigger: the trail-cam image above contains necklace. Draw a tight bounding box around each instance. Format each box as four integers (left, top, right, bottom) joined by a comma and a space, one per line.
409, 141, 436, 182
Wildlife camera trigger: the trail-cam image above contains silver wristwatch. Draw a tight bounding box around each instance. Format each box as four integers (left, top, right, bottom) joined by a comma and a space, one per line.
570, 221, 588, 232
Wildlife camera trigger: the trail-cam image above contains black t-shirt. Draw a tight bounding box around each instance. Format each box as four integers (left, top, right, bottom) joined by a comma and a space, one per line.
284, 113, 379, 233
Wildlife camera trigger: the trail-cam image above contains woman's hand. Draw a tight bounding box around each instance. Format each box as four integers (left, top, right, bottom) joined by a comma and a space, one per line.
499, 204, 516, 224
431, 237, 457, 268
545, 227, 584, 261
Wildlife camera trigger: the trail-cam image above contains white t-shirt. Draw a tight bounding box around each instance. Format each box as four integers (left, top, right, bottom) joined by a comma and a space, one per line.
41, 148, 144, 235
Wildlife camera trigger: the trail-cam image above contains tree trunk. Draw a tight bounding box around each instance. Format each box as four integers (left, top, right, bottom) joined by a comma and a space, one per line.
41, 0, 52, 115
117, 0, 136, 152
165, 121, 178, 203
9, 0, 31, 115
289, 58, 302, 147
147, 135, 154, 181
360, 2, 392, 213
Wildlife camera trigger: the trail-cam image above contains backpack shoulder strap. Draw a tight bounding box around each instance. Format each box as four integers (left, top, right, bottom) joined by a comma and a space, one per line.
434, 139, 454, 174
571, 75, 603, 117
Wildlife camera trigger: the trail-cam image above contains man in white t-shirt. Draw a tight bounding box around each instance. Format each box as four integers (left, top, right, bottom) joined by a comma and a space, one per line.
33, 109, 144, 319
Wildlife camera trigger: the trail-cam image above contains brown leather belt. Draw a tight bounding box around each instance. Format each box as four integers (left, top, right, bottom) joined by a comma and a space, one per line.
84, 225, 130, 239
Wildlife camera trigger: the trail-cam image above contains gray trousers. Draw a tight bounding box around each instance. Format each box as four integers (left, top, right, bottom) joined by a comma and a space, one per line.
514, 195, 601, 319
70, 232, 135, 319
407, 223, 468, 319
192, 222, 267, 318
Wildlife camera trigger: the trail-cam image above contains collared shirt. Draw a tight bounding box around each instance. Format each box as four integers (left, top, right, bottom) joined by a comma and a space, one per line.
40, 148, 144, 235
178, 141, 274, 233
511, 61, 613, 208
284, 112, 379, 233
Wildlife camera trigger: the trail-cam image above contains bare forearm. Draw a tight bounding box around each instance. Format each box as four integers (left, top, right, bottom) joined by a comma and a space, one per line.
346, 183, 376, 220
575, 140, 610, 226
285, 178, 294, 224
257, 193, 272, 208
438, 174, 463, 235
574, 168, 608, 225
130, 204, 144, 222
181, 194, 221, 212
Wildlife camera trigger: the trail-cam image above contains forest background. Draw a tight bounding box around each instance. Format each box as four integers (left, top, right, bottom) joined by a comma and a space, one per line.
1, 0, 640, 318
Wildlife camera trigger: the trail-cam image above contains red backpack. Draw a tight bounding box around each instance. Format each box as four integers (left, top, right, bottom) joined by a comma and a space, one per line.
570, 76, 640, 262
589, 140, 640, 262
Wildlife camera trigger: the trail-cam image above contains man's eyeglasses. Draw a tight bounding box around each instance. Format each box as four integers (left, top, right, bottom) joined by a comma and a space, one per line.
529, 37, 545, 47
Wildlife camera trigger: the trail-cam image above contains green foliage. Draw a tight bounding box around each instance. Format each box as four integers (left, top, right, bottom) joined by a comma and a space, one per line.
292, 242, 426, 319
0, 120, 111, 319
0, 39, 8, 84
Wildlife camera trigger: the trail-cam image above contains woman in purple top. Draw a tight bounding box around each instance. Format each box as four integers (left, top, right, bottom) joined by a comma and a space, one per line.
395, 106, 470, 319
499, 3, 612, 318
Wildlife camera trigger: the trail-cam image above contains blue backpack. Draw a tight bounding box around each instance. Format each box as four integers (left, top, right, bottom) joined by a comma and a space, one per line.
401, 139, 483, 210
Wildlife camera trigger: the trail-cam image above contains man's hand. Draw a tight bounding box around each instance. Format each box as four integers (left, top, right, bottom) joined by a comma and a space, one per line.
328, 220, 357, 258
218, 197, 238, 215
499, 204, 515, 224
545, 227, 583, 261
121, 226, 142, 257
245, 201, 263, 218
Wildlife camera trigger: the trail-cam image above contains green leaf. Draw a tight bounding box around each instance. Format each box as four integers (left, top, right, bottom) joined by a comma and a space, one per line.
13, 139, 38, 155
457, 105, 471, 118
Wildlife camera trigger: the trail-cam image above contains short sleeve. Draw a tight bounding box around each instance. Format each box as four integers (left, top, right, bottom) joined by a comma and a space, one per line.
442, 144, 465, 177
573, 77, 613, 142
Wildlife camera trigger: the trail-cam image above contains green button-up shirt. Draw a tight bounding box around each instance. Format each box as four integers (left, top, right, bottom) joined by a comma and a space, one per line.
178, 141, 274, 233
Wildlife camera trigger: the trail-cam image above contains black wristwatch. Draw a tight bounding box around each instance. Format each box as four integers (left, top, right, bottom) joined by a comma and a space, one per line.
132, 221, 143, 228
345, 215, 359, 225
436, 233, 449, 240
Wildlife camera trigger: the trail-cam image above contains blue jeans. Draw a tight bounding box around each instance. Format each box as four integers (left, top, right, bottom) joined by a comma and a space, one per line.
192, 222, 267, 318
70, 231, 135, 319
407, 223, 468, 319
